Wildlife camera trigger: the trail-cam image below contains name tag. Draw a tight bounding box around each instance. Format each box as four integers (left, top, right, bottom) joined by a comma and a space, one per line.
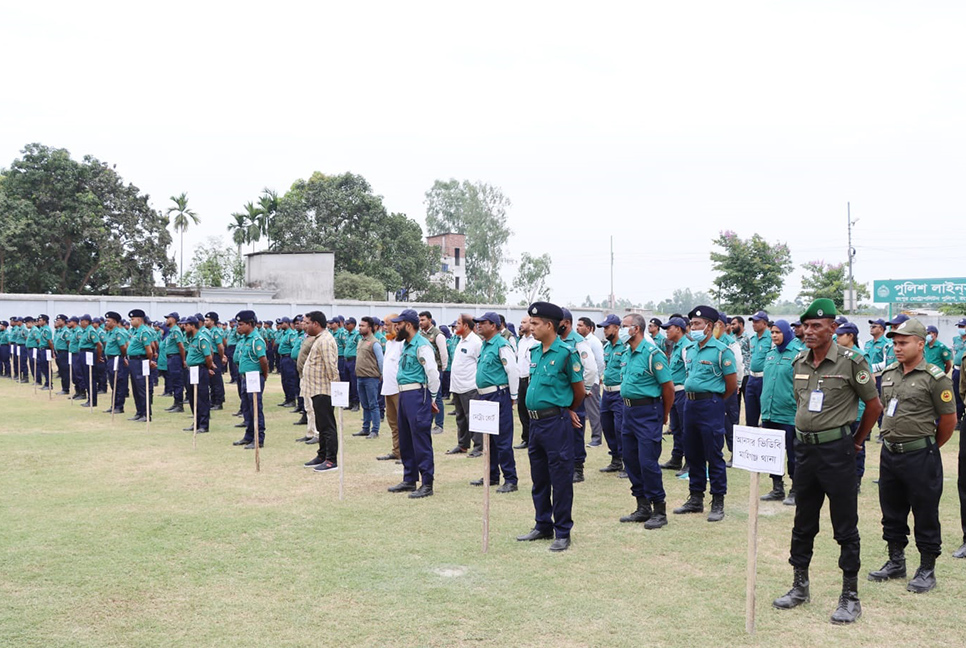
886, 398, 898, 417
808, 390, 824, 412
794, 374, 809, 380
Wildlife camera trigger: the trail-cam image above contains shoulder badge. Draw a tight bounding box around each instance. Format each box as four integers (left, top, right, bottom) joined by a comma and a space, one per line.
941, 389, 954, 402
841, 348, 853, 358
855, 369, 870, 384
654, 362, 664, 371
581, 351, 588, 358
927, 364, 945, 380
885, 361, 900, 371
501, 357, 508, 366
573, 362, 581, 372
723, 359, 732, 367
418, 355, 426, 365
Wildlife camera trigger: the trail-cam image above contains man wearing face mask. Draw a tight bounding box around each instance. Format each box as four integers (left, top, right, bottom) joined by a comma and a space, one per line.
953, 318, 966, 429
597, 314, 626, 475
673, 305, 737, 522
659, 316, 690, 475
715, 312, 744, 467
923, 326, 952, 375
558, 308, 598, 484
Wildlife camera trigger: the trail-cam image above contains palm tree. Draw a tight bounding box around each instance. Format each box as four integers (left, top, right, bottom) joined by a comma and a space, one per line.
243, 202, 262, 253
228, 212, 249, 257
167, 192, 200, 285
257, 188, 278, 250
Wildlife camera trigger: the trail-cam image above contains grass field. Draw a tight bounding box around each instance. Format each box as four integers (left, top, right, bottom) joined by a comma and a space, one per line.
3, 375, 966, 648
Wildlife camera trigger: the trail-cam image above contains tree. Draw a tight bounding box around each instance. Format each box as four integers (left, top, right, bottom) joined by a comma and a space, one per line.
798, 260, 870, 312
710, 231, 792, 313
182, 237, 244, 288
648, 288, 714, 315
425, 179, 512, 303
257, 188, 278, 250
0, 143, 175, 294
418, 279, 474, 304
227, 212, 249, 257
513, 252, 552, 305
167, 192, 199, 285
242, 202, 262, 253
334, 271, 386, 301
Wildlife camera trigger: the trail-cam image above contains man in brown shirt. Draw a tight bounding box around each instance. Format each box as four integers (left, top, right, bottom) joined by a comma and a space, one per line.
300, 311, 340, 473
352, 316, 384, 440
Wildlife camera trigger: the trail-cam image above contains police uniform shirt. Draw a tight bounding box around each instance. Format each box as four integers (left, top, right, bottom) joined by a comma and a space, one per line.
104, 328, 129, 356
344, 329, 360, 358
126, 325, 152, 356
792, 342, 879, 432
334, 327, 347, 357
25, 325, 38, 349
78, 325, 99, 350
235, 332, 267, 373
277, 328, 295, 355
683, 336, 737, 394
601, 339, 627, 387
397, 333, 441, 397
67, 327, 81, 353
620, 339, 671, 399
164, 325, 186, 356
476, 334, 519, 398
864, 336, 889, 373
290, 331, 304, 360
668, 338, 688, 386
562, 330, 598, 388
761, 341, 800, 426
953, 333, 966, 366
924, 340, 952, 369
525, 337, 583, 411
445, 335, 458, 371
53, 327, 69, 351
207, 325, 225, 352
880, 359, 955, 443
749, 330, 772, 373
186, 329, 214, 366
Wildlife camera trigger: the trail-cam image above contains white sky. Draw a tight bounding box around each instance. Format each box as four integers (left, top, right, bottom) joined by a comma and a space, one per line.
3, 1, 964, 308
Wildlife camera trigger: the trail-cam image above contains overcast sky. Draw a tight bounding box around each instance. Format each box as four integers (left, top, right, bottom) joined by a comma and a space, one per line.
3, 2, 963, 308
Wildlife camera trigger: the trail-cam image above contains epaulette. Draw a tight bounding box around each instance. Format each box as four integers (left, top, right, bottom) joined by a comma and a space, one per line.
884, 361, 900, 372
794, 350, 808, 363
926, 363, 946, 380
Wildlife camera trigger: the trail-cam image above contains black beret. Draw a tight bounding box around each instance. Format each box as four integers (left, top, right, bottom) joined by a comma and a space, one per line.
205, 311, 219, 322
688, 305, 720, 324
128, 309, 146, 318
105, 311, 122, 322
235, 310, 257, 323
527, 301, 564, 322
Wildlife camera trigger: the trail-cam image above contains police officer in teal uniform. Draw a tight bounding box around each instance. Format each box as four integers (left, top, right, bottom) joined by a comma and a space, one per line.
31, 314, 54, 389
760, 319, 802, 504
232, 310, 269, 449
923, 325, 952, 374
205, 312, 227, 411
344, 317, 361, 411
386, 309, 441, 499
673, 305, 737, 522
75, 314, 103, 407
597, 314, 626, 474
66, 317, 81, 394
103, 312, 129, 414
276, 317, 298, 407
516, 302, 585, 552
0, 320, 9, 378
618, 313, 674, 529
659, 316, 691, 474
182, 316, 215, 433
126, 309, 156, 422
163, 312, 187, 413
52, 315, 71, 394
744, 310, 772, 427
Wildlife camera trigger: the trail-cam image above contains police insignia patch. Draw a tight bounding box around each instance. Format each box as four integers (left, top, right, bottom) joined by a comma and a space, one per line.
942, 389, 953, 402
723, 360, 731, 367
654, 363, 664, 371
501, 358, 507, 365
573, 363, 581, 372
581, 352, 588, 358
418, 356, 426, 365
856, 370, 870, 384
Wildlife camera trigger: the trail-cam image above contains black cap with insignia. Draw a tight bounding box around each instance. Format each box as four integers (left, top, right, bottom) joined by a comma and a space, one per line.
527, 301, 564, 322
687, 305, 719, 324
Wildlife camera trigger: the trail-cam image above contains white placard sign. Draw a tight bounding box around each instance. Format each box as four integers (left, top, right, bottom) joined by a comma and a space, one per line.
330, 381, 350, 408
142, 359, 150, 375
245, 371, 262, 393
113, 356, 119, 371
16, 346, 20, 356
46, 350, 52, 361
189, 366, 200, 385
85, 352, 94, 366
32, 349, 37, 359
733, 425, 785, 474
469, 399, 500, 435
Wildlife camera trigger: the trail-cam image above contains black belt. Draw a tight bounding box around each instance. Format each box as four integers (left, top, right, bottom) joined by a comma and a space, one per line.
528, 406, 562, 420
623, 396, 659, 407
130, 354, 146, 359
686, 392, 718, 401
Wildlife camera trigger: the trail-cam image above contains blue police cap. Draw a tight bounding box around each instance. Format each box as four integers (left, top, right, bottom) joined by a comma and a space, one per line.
688, 305, 719, 324
235, 310, 257, 323
183, 315, 200, 326
597, 314, 621, 327
328, 317, 340, 324
868, 318, 886, 327
527, 301, 564, 322
23, 316, 35, 323
886, 314, 910, 326
346, 317, 356, 325
835, 315, 849, 325
560, 307, 573, 322
392, 309, 419, 325
749, 310, 769, 322
38, 314, 49, 322
957, 318, 966, 327
165, 312, 179, 320
791, 320, 802, 327
105, 311, 122, 322
80, 314, 92, 322
68, 316, 79, 323
473, 312, 500, 325
373, 317, 382, 327
836, 322, 859, 337
56, 314, 68, 322
661, 316, 689, 330
280, 316, 291, 324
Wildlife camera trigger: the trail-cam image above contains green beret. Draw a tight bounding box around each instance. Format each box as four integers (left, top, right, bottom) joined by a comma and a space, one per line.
800, 298, 837, 322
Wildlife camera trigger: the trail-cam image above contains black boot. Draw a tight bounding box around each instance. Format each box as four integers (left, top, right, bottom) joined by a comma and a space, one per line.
673, 491, 704, 514
830, 575, 861, 624
619, 496, 651, 523
773, 567, 810, 609
868, 542, 906, 582
907, 553, 938, 593
572, 464, 584, 483
644, 500, 668, 530
600, 458, 622, 473
659, 456, 683, 470
293, 413, 307, 425
760, 476, 785, 501
707, 493, 725, 522
783, 489, 796, 506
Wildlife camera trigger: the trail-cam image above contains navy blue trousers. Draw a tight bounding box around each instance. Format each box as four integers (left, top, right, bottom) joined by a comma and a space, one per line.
723, 392, 740, 452
481, 389, 517, 484
106, 355, 129, 411
0, 344, 9, 376
397, 388, 434, 485
528, 412, 574, 539
744, 376, 763, 427
187, 367, 211, 428
572, 399, 587, 468
345, 357, 359, 406
683, 396, 727, 495
129, 357, 153, 418
599, 390, 624, 460
622, 401, 665, 502
209, 352, 225, 406
667, 389, 686, 461
167, 354, 185, 405
56, 350, 69, 391
34, 349, 50, 387
226, 346, 238, 384
73, 352, 97, 405
240, 373, 266, 443
19, 345, 29, 377
279, 356, 297, 402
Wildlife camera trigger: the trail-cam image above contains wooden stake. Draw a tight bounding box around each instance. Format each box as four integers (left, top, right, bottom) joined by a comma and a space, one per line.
146, 371, 151, 432
252, 391, 260, 472
111, 358, 118, 424
33, 354, 38, 394
338, 406, 345, 501
48, 353, 53, 400
483, 436, 490, 554
68, 353, 72, 399
88, 364, 94, 414
746, 471, 760, 635
192, 383, 198, 450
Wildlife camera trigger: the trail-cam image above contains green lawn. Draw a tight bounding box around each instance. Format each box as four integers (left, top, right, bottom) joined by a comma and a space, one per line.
2, 376, 965, 647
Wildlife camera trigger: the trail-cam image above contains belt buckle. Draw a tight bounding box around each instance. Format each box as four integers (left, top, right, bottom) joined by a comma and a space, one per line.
528, 409, 538, 418
623, 398, 631, 407
892, 441, 904, 453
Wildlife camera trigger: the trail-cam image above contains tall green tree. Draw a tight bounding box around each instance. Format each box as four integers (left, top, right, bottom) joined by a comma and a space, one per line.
798, 260, 870, 312
227, 212, 249, 257
513, 252, 552, 305
710, 231, 792, 313
0, 143, 175, 294
257, 188, 278, 250
182, 236, 244, 288
166, 192, 199, 285
242, 202, 262, 253
424, 179, 512, 303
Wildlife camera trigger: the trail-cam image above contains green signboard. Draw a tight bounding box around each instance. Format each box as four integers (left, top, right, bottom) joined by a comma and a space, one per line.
873, 278, 966, 304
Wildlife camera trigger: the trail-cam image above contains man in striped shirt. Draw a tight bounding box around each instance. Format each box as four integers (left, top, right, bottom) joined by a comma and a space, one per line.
300, 311, 341, 473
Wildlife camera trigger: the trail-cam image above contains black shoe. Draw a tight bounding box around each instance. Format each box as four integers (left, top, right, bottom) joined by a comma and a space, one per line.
952, 543, 966, 559
232, 439, 249, 446
304, 456, 326, 468
293, 415, 307, 425
196, 428, 209, 433
572, 467, 584, 483
513, 442, 528, 449
549, 537, 571, 552
80, 402, 93, 408
868, 543, 906, 582
183, 426, 197, 431
305, 436, 319, 445
277, 400, 295, 407
467, 449, 482, 458
617, 470, 628, 479
352, 430, 370, 437
314, 460, 338, 473
348, 404, 360, 412
600, 460, 622, 473
906, 554, 937, 593
673, 492, 704, 514
366, 433, 379, 439
620, 496, 652, 523
761, 477, 785, 501
376, 453, 399, 461
233, 411, 243, 417
674, 464, 689, 478
165, 405, 185, 413
707, 494, 725, 522
644, 501, 668, 529
130, 415, 147, 422
56, 390, 69, 395
388, 481, 417, 493
234, 422, 247, 428
587, 439, 602, 447
469, 478, 486, 487
783, 491, 796, 506
517, 528, 553, 542
72, 394, 87, 400
773, 567, 810, 609
103, 408, 114, 413
830, 576, 861, 624
296, 435, 312, 443
211, 404, 223, 410
446, 446, 467, 455
40, 385, 51, 391
496, 482, 518, 493
244, 441, 264, 449
408, 484, 433, 499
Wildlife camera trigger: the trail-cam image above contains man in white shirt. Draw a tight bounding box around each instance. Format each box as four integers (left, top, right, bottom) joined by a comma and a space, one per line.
376, 314, 404, 462
446, 313, 483, 455
560, 308, 598, 483
514, 316, 539, 449
577, 317, 605, 447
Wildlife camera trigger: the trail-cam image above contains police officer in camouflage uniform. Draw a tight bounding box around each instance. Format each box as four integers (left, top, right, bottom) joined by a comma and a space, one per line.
773, 299, 883, 625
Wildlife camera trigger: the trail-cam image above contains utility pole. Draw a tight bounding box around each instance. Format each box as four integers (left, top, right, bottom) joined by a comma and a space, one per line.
609, 235, 615, 310
847, 202, 855, 314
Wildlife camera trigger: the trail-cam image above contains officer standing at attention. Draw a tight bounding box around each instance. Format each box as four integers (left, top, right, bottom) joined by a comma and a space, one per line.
386, 309, 440, 499
470, 312, 520, 493
182, 316, 215, 434
952, 317, 966, 429
516, 301, 585, 552
673, 305, 737, 522
32, 314, 53, 390
344, 317, 361, 411
923, 325, 952, 374
618, 313, 674, 529
418, 311, 448, 432
66, 317, 81, 394
867, 318, 956, 593
659, 316, 690, 475
558, 308, 597, 483
956, 350, 966, 559
760, 319, 802, 504
232, 310, 269, 449
204, 313, 227, 411
103, 312, 129, 414
276, 318, 297, 407
0, 320, 9, 378
163, 312, 187, 413
772, 299, 882, 625
597, 314, 626, 474
744, 310, 772, 427
126, 310, 156, 422
76, 315, 103, 408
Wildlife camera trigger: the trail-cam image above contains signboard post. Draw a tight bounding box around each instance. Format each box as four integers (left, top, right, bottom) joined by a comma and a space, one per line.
32, 349, 37, 394
873, 277, 966, 304
469, 399, 500, 553
732, 424, 786, 635
111, 357, 119, 423
47, 350, 53, 400
189, 366, 200, 449
143, 359, 151, 431
245, 371, 262, 472
331, 382, 350, 500
86, 352, 94, 414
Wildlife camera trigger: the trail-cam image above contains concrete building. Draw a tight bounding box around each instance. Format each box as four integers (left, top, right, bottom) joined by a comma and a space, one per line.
245, 251, 335, 302
426, 233, 466, 292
